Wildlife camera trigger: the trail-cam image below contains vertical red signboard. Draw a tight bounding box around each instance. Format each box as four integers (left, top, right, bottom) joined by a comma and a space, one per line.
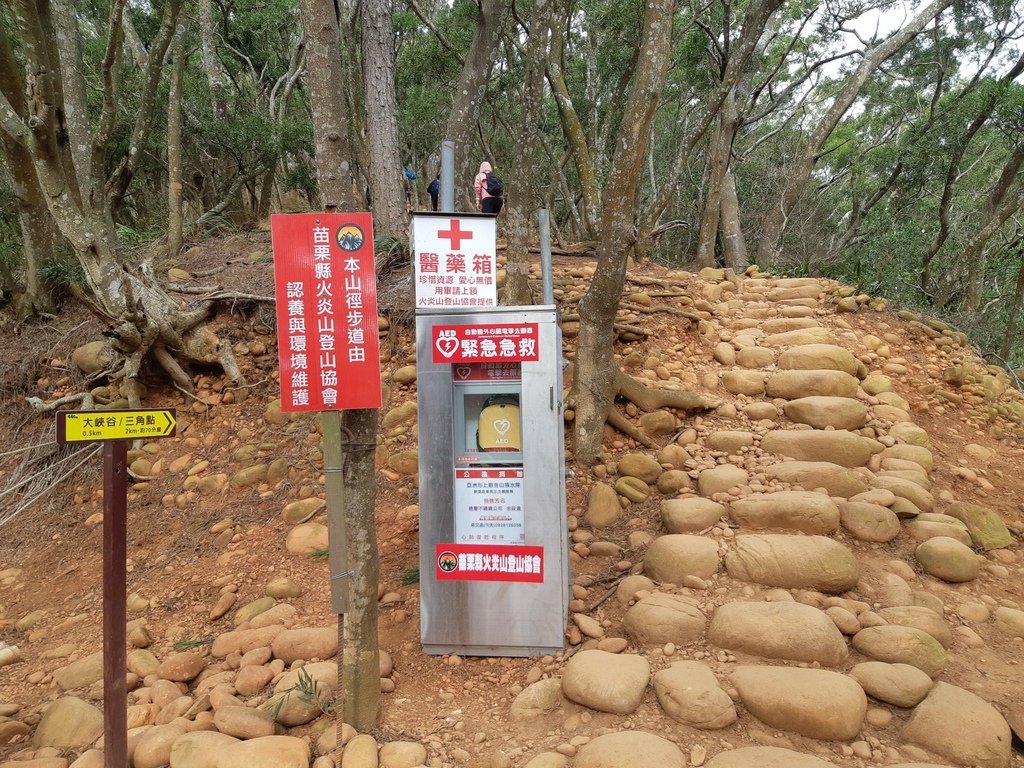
271, 213, 382, 412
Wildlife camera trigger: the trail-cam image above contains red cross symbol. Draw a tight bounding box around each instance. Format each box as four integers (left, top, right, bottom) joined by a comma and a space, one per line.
438, 219, 473, 251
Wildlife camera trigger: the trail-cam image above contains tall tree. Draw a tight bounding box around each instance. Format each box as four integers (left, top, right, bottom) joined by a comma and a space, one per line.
298, 0, 380, 735
442, 0, 505, 199
571, 0, 677, 465
501, 0, 553, 305
362, 0, 406, 238
756, 0, 956, 264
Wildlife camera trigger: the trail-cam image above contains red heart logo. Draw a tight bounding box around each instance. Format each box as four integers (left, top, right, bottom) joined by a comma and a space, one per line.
435, 336, 459, 358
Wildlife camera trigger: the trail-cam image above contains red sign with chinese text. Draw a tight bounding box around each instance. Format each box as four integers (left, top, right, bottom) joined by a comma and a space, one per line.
431, 323, 540, 364
435, 544, 544, 583
271, 213, 381, 412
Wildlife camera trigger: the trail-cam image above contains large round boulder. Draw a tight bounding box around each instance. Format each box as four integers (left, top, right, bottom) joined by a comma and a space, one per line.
724, 534, 859, 594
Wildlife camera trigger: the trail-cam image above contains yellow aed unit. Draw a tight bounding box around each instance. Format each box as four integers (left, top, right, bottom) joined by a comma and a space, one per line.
477, 396, 521, 452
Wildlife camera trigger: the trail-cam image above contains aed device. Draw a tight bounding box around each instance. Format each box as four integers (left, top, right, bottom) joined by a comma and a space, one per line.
416, 306, 569, 656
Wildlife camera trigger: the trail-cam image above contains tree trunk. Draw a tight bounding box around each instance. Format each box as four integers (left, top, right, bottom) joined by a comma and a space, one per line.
167, 26, 185, 259
361, 0, 406, 239
757, 0, 955, 264
998, 239, 1024, 361
299, 0, 355, 211
502, 0, 554, 305
50, 0, 92, 207
571, 0, 676, 467
719, 165, 747, 270
547, 0, 598, 237
443, 0, 504, 201
695, 90, 738, 268
339, 407, 380, 730
299, 0, 380, 735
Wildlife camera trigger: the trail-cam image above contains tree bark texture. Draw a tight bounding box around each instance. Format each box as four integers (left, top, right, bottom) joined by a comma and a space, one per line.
719, 166, 747, 270
502, 0, 554, 305
571, 0, 676, 466
361, 0, 406, 239
299, 0, 355, 211
299, 0, 381, 735
167, 25, 185, 259
756, 0, 955, 265
694, 89, 739, 268
50, 0, 92, 207
443, 0, 504, 203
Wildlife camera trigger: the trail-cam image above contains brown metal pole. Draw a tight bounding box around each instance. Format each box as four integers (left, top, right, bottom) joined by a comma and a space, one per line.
103, 440, 128, 768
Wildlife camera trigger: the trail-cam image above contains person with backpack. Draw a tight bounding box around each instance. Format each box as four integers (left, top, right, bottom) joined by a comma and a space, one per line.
427, 173, 440, 211
474, 161, 504, 215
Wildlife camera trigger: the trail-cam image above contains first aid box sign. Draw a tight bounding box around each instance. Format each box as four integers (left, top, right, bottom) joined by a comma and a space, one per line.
271, 213, 381, 413
412, 215, 497, 309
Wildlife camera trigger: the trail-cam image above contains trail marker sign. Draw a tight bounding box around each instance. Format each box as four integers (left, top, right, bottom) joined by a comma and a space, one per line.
56, 408, 176, 444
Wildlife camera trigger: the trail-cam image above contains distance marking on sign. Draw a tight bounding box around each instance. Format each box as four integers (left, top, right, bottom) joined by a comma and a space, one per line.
56, 409, 177, 444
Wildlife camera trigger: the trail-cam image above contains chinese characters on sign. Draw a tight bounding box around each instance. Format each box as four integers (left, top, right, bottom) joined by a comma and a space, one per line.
435, 544, 544, 583
454, 468, 525, 544
271, 213, 381, 412
411, 215, 497, 308
432, 323, 540, 364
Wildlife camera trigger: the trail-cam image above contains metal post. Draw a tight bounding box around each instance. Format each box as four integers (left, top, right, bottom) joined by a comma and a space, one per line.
440, 141, 455, 213
539, 209, 554, 305
102, 441, 128, 768
322, 410, 348, 614
321, 409, 348, 764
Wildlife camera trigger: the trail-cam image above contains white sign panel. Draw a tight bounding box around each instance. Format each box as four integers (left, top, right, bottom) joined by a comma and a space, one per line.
453, 468, 525, 544
412, 214, 497, 309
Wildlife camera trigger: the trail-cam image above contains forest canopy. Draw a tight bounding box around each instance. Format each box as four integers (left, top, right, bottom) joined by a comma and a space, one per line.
1, 0, 1024, 368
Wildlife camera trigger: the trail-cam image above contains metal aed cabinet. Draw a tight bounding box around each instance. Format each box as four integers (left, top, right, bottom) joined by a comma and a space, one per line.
416, 305, 569, 656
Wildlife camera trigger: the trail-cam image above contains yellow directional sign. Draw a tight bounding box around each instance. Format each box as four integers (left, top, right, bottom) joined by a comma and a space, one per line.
56, 408, 177, 444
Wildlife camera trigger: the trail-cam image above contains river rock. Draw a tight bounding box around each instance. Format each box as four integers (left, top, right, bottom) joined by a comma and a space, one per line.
764, 460, 868, 497
561, 650, 650, 715
134, 723, 188, 768
572, 731, 685, 768
284, 523, 328, 555
776, 344, 861, 376
53, 652, 104, 691
643, 534, 720, 583
652, 661, 736, 729
271, 627, 338, 663
708, 601, 848, 666
379, 740, 427, 768
706, 747, 837, 768
729, 666, 866, 740
168, 730, 240, 768
728, 491, 839, 534
617, 453, 664, 483
849, 662, 933, 707
943, 502, 1012, 550
281, 498, 324, 525
623, 593, 706, 646
871, 476, 934, 512
586, 484, 621, 529
211, 625, 286, 657
262, 661, 337, 726
905, 516, 972, 546
760, 430, 880, 468
510, 679, 563, 720
32, 697, 104, 748
877, 606, 952, 648
851, 626, 946, 677
839, 502, 901, 542
721, 370, 767, 396
915, 537, 979, 582
784, 397, 868, 430
158, 651, 205, 683
993, 607, 1024, 638
215, 735, 311, 768
233, 596, 276, 626
661, 498, 725, 533
880, 443, 934, 470
763, 327, 836, 346
724, 534, 859, 593
766, 370, 859, 400
902, 682, 1011, 768
697, 464, 748, 497
213, 706, 276, 739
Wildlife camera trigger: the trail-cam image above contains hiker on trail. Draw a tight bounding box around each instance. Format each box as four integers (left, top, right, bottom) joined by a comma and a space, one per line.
474, 161, 503, 215
428, 173, 440, 211
403, 168, 417, 211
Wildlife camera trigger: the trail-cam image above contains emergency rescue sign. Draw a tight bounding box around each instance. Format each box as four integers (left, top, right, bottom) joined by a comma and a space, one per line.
271, 213, 381, 412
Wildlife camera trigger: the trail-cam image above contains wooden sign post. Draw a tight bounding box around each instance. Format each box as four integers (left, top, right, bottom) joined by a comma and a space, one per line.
56, 408, 177, 768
